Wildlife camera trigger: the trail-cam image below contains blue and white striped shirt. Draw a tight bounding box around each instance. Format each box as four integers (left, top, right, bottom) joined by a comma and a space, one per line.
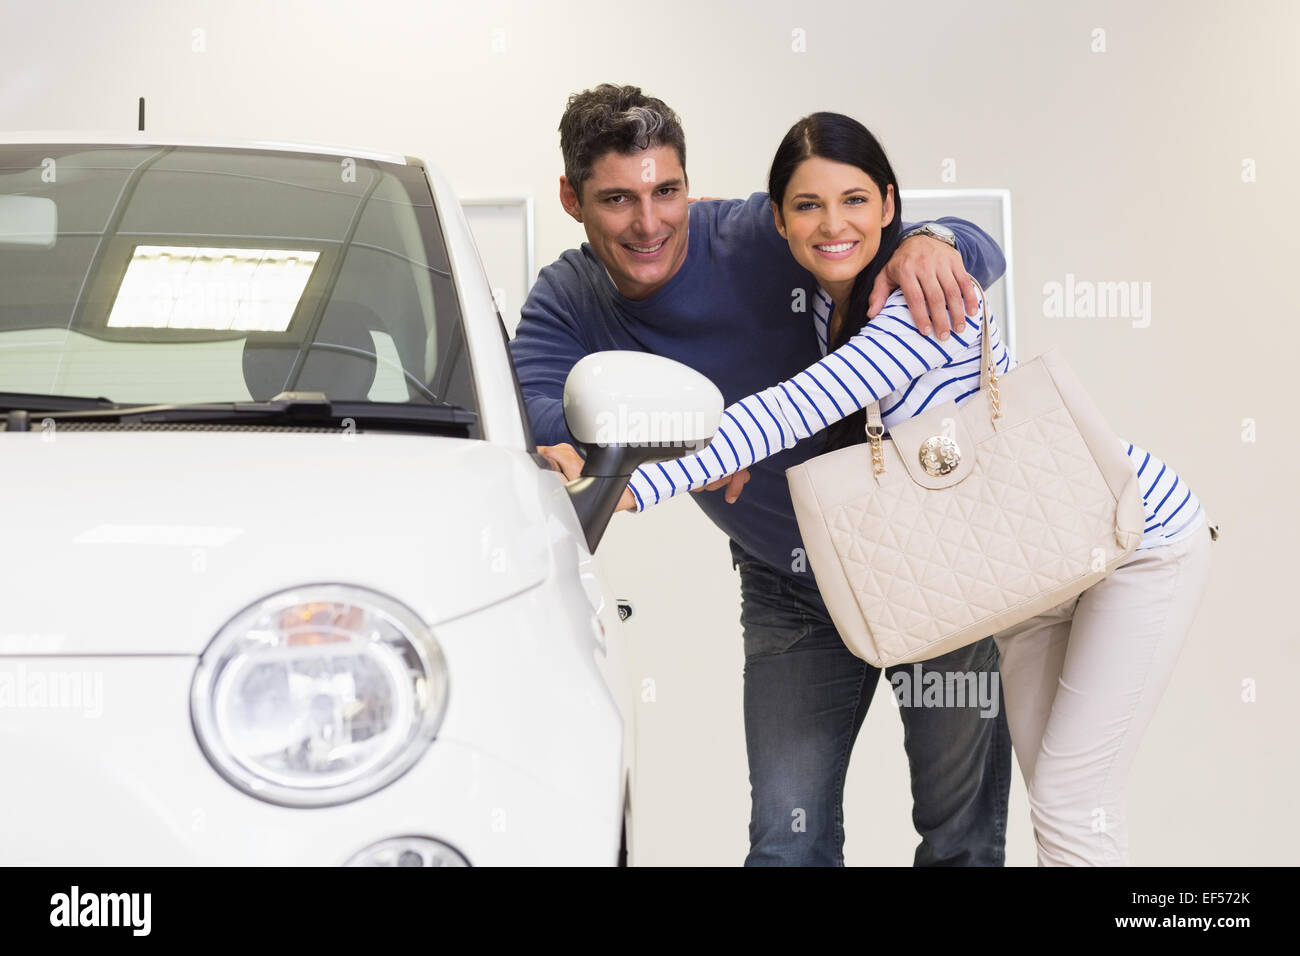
627, 286, 1204, 550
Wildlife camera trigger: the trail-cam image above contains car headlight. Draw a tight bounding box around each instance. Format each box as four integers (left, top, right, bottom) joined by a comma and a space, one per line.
191, 584, 448, 807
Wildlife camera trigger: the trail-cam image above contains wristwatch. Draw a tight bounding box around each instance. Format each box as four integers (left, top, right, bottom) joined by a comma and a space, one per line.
900, 222, 957, 248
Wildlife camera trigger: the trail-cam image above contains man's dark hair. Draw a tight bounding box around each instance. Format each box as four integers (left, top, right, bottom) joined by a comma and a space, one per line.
559, 84, 686, 201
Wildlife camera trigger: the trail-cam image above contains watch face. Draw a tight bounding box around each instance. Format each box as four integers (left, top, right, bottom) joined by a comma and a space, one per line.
928, 223, 956, 242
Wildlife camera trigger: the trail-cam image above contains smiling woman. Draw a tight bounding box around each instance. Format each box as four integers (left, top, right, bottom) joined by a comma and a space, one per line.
774, 157, 896, 343
613, 109, 1215, 869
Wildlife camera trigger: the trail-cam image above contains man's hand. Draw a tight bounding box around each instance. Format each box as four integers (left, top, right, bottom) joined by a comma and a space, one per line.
692, 468, 749, 504
867, 234, 979, 340
687, 195, 728, 204
537, 443, 585, 481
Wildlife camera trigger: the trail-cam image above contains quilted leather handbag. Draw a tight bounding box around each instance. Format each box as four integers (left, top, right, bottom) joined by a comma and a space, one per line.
785, 280, 1147, 667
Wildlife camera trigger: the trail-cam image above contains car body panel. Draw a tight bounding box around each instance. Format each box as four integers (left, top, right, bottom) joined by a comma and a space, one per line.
0, 431, 551, 654
0, 658, 616, 865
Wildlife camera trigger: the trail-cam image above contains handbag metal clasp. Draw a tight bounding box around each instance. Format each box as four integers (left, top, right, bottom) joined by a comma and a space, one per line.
919, 435, 961, 476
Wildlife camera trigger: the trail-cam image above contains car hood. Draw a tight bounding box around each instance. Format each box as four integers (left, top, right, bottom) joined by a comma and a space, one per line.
0, 430, 553, 655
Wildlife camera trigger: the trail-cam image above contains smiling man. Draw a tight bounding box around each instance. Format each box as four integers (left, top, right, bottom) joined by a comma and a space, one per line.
563, 146, 690, 300
510, 84, 1012, 867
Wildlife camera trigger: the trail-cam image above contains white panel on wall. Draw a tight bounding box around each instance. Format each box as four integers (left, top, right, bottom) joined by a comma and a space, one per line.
901, 188, 1016, 355
460, 197, 534, 338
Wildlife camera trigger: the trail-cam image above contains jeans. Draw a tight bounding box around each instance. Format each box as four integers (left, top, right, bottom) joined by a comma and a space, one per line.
732, 541, 1012, 866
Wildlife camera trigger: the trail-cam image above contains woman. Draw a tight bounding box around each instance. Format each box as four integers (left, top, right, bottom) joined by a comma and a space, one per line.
616, 112, 1214, 866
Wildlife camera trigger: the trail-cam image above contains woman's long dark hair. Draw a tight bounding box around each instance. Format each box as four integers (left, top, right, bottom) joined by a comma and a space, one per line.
768, 112, 902, 451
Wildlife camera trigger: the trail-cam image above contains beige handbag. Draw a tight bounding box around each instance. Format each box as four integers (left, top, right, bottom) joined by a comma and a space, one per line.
785, 280, 1147, 668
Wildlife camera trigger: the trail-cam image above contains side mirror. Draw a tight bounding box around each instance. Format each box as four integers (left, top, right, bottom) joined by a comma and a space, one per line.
563, 351, 723, 552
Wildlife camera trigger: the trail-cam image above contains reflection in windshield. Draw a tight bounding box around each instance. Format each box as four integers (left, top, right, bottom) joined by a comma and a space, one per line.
107, 245, 320, 332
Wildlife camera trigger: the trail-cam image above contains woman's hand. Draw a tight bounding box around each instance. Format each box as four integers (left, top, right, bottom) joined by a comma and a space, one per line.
616, 467, 750, 515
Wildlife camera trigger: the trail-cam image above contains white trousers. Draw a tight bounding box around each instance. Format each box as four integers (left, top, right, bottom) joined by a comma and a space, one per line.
991, 516, 1214, 866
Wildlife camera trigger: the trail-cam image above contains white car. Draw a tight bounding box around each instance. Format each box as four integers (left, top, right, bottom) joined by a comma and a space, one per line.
0, 133, 722, 866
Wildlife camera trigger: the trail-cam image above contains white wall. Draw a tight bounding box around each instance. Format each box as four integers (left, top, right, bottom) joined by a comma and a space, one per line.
4, 0, 1295, 865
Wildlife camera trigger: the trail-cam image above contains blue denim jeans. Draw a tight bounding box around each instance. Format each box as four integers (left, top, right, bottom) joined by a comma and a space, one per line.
732, 541, 1012, 866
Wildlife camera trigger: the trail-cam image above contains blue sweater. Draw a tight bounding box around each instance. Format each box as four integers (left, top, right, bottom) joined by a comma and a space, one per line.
509, 192, 1007, 585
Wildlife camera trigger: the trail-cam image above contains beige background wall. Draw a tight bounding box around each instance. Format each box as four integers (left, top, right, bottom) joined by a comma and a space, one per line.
4, 0, 1295, 865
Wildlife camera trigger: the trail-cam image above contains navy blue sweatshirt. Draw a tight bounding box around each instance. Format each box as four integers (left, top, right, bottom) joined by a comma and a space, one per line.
509, 193, 1006, 585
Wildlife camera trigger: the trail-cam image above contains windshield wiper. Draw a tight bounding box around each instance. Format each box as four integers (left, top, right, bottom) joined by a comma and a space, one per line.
0, 390, 116, 412
3, 392, 477, 435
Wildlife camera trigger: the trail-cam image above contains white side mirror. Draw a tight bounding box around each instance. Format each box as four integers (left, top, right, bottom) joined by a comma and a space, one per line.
563, 351, 722, 453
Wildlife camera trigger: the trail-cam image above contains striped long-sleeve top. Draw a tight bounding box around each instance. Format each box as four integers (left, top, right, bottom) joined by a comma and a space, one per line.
626, 286, 1205, 551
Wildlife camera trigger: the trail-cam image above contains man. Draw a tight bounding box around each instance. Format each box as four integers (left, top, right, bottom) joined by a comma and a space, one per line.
510, 84, 1011, 866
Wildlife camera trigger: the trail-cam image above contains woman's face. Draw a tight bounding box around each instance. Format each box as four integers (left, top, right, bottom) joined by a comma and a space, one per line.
772, 156, 895, 295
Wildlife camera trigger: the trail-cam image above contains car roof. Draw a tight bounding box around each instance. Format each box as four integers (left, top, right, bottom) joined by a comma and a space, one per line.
0, 130, 412, 165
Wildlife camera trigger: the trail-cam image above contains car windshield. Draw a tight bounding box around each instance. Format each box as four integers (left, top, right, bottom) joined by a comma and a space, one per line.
0, 143, 478, 425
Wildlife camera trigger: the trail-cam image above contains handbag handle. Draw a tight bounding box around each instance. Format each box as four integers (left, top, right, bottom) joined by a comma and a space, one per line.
863, 277, 1001, 472
973, 277, 1002, 422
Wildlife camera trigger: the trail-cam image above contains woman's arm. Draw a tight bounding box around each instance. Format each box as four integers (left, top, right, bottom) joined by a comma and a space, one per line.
624, 285, 987, 512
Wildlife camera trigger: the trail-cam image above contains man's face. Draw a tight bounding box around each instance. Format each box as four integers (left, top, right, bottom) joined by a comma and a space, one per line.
560, 145, 689, 301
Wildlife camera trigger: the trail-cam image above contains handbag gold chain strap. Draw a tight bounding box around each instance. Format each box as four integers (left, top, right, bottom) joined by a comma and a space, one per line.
865, 278, 1000, 475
